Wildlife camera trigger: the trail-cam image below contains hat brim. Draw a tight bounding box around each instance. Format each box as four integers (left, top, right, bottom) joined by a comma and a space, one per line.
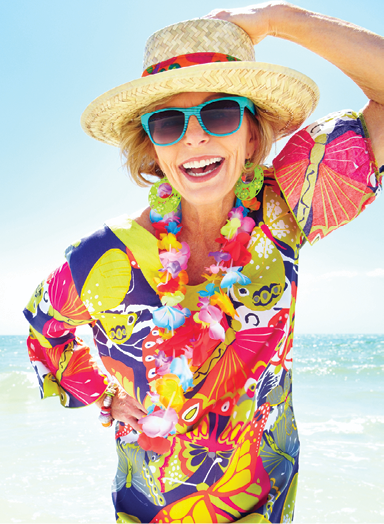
81, 60, 320, 147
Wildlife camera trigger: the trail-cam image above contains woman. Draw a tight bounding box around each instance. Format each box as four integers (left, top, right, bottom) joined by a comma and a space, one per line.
24, 3, 384, 523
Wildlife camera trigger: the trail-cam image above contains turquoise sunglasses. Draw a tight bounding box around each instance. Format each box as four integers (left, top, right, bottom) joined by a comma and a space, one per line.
141, 96, 256, 146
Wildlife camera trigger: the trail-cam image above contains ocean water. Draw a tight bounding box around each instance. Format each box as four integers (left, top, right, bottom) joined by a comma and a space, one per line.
1, 334, 383, 524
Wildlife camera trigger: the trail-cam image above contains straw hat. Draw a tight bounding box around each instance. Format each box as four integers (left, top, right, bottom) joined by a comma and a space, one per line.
81, 18, 320, 147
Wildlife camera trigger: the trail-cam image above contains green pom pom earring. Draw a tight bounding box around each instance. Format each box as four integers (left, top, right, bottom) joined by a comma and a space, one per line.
148, 178, 181, 216
234, 162, 264, 201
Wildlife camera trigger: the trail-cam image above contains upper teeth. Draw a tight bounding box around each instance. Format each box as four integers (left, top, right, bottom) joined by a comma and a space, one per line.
182, 157, 222, 169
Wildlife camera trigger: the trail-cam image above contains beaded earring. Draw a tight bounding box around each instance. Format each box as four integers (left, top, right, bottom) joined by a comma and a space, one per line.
148, 178, 181, 216
234, 162, 264, 201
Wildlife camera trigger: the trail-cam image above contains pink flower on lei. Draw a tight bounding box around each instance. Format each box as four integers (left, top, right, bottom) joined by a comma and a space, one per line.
155, 350, 172, 375
239, 216, 256, 234
206, 263, 223, 274
229, 207, 255, 234
198, 305, 225, 341
159, 242, 190, 271
228, 206, 245, 221
139, 407, 178, 438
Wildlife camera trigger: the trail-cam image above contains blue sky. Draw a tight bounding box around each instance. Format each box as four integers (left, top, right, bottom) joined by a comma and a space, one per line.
1, 0, 383, 335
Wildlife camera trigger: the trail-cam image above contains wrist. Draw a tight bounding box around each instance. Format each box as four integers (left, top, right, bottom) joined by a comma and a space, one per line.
95, 392, 107, 409
265, 2, 307, 40
98, 382, 119, 428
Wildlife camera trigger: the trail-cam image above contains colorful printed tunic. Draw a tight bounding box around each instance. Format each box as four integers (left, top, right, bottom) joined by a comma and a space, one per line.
24, 111, 382, 523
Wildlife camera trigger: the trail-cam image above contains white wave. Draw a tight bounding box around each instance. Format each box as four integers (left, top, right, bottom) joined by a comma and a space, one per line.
0, 370, 36, 384
299, 416, 384, 436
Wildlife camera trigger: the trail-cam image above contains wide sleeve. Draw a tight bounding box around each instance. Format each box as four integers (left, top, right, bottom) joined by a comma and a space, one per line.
273, 110, 382, 245
23, 261, 108, 408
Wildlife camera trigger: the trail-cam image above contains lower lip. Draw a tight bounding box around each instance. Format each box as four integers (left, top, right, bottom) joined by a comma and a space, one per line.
180, 161, 224, 183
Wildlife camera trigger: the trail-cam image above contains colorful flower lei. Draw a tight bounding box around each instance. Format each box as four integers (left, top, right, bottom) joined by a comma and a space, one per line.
137, 197, 258, 453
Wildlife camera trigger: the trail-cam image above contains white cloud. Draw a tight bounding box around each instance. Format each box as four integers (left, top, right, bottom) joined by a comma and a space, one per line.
320, 270, 359, 280
299, 270, 359, 284
366, 268, 384, 277
300, 268, 384, 284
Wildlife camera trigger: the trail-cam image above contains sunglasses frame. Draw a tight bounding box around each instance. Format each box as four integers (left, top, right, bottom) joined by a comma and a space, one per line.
141, 96, 256, 146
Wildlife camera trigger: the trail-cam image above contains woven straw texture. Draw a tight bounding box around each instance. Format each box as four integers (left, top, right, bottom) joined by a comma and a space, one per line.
81, 18, 320, 147
143, 19, 255, 68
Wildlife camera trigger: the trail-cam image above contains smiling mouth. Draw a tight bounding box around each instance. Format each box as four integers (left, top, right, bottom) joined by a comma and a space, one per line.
181, 157, 224, 177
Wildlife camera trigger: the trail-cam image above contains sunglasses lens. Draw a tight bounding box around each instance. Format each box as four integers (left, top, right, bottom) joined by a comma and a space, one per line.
148, 110, 185, 145
201, 99, 241, 135
146, 99, 243, 145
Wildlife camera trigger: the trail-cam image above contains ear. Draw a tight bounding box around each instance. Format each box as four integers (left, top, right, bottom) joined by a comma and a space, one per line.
149, 144, 163, 173
246, 131, 257, 159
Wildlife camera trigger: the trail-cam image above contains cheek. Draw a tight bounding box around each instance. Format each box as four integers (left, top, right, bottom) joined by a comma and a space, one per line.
156, 159, 180, 186
153, 147, 179, 174
227, 138, 248, 169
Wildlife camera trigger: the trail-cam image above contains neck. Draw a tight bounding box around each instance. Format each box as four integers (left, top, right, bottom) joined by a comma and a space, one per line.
180, 192, 236, 245
177, 193, 236, 285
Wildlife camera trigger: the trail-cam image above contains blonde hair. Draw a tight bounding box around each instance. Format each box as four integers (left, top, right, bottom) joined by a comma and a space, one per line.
119, 94, 278, 187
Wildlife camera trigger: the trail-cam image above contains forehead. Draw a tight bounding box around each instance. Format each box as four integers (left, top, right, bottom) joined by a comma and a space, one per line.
157, 92, 223, 109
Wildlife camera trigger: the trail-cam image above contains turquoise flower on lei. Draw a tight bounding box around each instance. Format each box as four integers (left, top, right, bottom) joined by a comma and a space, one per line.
153, 305, 188, 331
220, 266, 251, 289
166, 221, 182, 235
169, 355, 194, 391
199, 283, 219, 298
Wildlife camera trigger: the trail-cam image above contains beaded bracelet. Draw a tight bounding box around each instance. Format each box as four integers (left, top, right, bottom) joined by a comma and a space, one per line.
99, 382, 118, 428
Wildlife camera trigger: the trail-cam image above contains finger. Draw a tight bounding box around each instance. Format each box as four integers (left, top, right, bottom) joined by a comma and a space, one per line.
112, 408, 142, 429
115, 390, 147, 416
201, 9, 230, 20
129, 397, 148, 414
111, 396, 147, 422
124, 403, 147, 420
124, 416, 142, 432
124, 395, 147, 414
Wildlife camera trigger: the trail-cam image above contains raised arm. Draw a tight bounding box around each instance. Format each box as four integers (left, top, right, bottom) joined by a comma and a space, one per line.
204, 2, 384, 166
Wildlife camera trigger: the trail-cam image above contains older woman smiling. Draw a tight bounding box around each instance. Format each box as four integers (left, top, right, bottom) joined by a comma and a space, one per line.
24, 2, 384, 523
136, 92, 261, 286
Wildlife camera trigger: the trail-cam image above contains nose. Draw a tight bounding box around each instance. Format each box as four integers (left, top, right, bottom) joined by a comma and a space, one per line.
183, 115, 209, 146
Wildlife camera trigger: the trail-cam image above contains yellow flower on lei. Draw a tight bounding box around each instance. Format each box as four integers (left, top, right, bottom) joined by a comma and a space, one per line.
155, 374, 185, 412
157, 328, 173, 340
157, 233, 182, 251
220, 217, 241, 239
211, 291, 237, 318
201, 272, 223, 283
160, 290, 185, 307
